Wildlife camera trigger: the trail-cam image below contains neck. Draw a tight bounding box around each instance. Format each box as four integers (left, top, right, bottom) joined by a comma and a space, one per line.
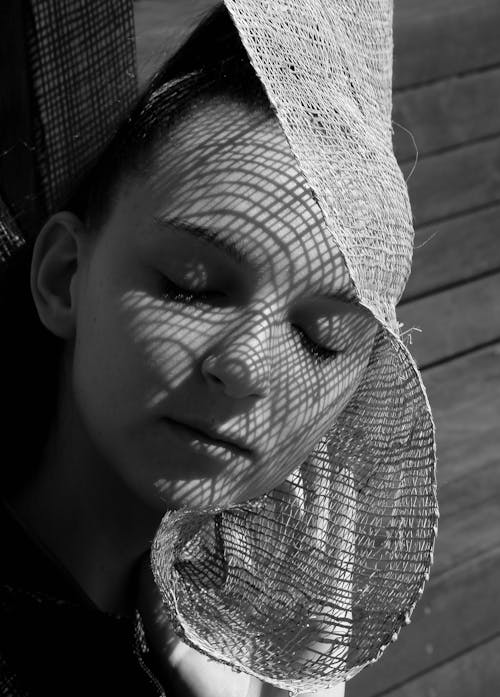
10, 374, 162, 616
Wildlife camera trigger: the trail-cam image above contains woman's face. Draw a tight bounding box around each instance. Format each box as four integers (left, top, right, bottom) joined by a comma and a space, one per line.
71, 100, 378, 510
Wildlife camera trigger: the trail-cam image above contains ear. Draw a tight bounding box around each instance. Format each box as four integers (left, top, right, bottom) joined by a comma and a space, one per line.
31, 211, 87, 339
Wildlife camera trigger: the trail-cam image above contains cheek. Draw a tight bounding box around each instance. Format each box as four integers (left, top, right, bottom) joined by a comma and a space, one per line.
318, 323, 379, 420
72, 289, 187, 422
121, 292, 212, 398
72, 290, 142, 426
265, 324, 377, 463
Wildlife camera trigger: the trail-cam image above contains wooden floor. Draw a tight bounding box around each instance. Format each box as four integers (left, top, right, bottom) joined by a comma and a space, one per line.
347, 1, 500, 695
133, 1, 500, 694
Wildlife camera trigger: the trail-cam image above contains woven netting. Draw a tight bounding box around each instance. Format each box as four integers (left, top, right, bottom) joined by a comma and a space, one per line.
224, 0, 412, 332
0, 198, 23, 265
151, 0, 437, 692
26, 0, 137, 217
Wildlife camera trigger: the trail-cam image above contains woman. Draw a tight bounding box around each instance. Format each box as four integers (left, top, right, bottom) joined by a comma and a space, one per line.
0, 4, 436, 696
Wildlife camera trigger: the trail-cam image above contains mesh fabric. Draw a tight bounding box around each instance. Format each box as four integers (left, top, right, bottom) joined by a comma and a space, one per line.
0, 197, 23, 265
26, 0, 137, 217
223, 0, 413, 331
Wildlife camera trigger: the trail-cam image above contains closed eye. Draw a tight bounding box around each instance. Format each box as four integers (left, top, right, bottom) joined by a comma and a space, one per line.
291, 324, 340, 363
160, 275, 226, 306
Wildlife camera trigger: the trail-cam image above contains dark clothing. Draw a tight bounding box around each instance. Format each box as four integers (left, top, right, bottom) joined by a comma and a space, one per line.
0, 502, 167, 696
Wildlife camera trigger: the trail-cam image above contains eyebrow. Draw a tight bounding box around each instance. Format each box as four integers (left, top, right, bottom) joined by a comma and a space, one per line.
153, 215, 356, 302
153, 216, 248, 267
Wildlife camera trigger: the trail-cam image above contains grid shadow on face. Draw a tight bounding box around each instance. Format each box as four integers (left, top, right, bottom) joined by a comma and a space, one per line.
95, 99, 379, 511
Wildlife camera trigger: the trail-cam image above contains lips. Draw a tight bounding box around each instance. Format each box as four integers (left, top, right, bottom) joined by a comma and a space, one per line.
163, 416, 253, 456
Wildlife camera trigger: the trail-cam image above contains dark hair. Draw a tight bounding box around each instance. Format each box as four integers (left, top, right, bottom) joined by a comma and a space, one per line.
0, 3, 274, 493
68, 4, 273, 230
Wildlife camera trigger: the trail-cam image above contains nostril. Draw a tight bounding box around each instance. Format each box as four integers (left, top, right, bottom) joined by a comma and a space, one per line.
209, 372, 224, 385
201, 352, 270, 399
201, 356, 225, 386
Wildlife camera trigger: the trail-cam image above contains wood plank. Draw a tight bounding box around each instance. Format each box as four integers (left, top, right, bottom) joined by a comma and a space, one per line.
393, 0, 500, 89
348, 460, 500, 691
401, 204, 500, 302
423, 343, 500, 486
418, 345, 500, 575
379, 635, 500, 697
346, 547, 500, 697
432, 478, 500, 578
398, 273, 500, 367
410, 346, 500, 575
403, 136, 500, 227
438, 460, 500, 521
393, 67, 500, 162
347, 344, 500, 696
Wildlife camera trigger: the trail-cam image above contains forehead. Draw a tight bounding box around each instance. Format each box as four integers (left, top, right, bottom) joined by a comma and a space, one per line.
142, 99, 353, 295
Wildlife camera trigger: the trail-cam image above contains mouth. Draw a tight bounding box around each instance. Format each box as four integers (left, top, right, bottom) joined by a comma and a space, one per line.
162, 417, 253, 458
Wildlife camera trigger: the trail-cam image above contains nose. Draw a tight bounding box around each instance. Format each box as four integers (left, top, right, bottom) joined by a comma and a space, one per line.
201, 309, 275, 399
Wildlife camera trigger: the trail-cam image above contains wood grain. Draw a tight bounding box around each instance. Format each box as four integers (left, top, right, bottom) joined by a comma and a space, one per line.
398, 273, 500, 367
412, 344, 500, 577
432, 485, 500, 578
380, 634, 500, 697
346, 547, 500, 697
401, 204, 500, 301
403, 135, 500, 227
423, 343, 500, 486
347, 344, 500, 696
393, 66, 500, 162
394, 0, 500, 88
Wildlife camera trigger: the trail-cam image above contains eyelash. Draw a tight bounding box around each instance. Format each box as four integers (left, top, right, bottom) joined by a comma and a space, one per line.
292, 325, 340, 363
161, 277, 339, 363
161, 276, 216, 306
